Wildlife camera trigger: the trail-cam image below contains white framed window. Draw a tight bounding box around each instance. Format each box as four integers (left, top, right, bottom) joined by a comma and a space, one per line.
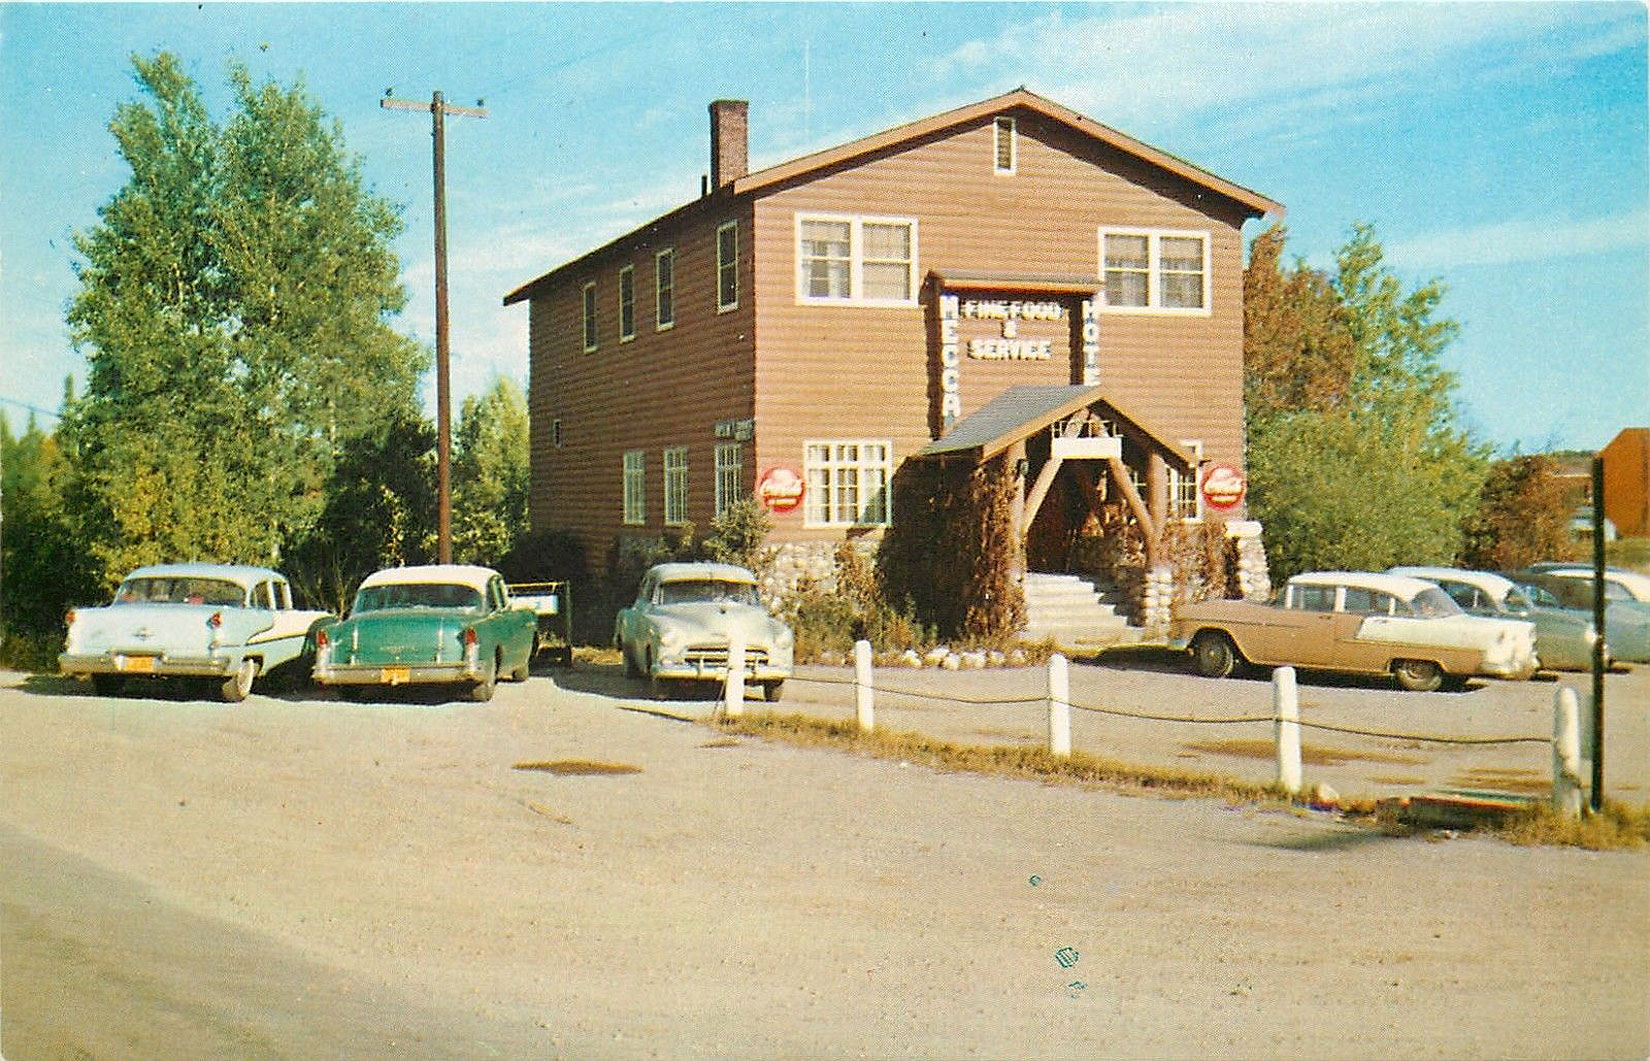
714, 443, 743, 517
582, 281, 599, 351
1169, 440, 1204, 522
663, 446, 689, 526
622, 449, 646, 525
716, 221, 739, 311
804, 441, 892, 527
655, 248, 675, 330
1099, 229, 1210, 314
796, 214, 918, 305
993, 115, 1016, 174
618, 265, 636, 341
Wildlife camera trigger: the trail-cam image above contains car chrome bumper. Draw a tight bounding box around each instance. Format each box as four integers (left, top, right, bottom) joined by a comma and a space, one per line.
1479, 656, 1539, 680
313, 661, 483, 686
652, 661, 791, 683
60, 652, 237, 678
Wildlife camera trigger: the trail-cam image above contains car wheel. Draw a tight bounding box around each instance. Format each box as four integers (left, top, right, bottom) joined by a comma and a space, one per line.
220, 658, 257, 703
621, 638, 641, 679
509, 654, 531, 682
1392, 659, 1444, 692
763, 680, 785, 702
469, 657, 497, 702
1190, 632, 1239, 679
91, 674, 124, 697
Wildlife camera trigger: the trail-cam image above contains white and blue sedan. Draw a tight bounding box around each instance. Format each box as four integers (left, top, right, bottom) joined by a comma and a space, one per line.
60, 563, 330, 701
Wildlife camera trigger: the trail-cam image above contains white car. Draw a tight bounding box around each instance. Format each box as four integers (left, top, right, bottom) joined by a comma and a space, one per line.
615, 562, 794, 700
60, 563, 331, 701
1389, 566, 1603, 672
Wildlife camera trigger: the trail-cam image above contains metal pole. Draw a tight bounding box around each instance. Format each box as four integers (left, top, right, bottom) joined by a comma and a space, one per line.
432, 91, 452, 563
1591, 456, 1606, 812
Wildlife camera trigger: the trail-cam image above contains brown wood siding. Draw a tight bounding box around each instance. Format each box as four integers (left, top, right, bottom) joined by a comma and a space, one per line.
751, 110, 1252, 544
526, 200, 757, 567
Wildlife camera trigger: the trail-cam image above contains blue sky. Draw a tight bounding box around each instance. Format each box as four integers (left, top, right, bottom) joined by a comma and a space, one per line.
2, 2, 1645, 453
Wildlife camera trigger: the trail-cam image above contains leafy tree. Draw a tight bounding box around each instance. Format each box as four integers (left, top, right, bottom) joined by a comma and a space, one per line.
1461, 454, 1580, 571
1244, 224, 1489, 579
61, 52, 426, 586
1, 414, 101, 656
451, 377, 530, 566
703, 497, 773, 574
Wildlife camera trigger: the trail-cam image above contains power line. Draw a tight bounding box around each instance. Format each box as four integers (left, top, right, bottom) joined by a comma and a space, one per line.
0, 396, 62, 422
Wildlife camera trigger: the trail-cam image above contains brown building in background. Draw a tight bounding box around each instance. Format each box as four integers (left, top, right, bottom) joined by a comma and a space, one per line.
1601, 427, 1650, 538
505, 89, 1280, 623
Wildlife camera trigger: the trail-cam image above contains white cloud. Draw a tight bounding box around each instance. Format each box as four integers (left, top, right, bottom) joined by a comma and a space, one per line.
1386, 210, 1650, 270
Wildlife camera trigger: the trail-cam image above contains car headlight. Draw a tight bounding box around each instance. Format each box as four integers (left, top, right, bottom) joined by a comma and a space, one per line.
658, 626, 684, 652
775, 623, 794, 649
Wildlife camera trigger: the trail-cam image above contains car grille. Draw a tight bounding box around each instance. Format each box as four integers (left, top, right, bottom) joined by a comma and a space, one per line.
683, 645, 771, 670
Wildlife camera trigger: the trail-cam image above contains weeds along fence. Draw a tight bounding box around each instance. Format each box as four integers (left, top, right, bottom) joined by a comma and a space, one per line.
717, 639, 1588, 819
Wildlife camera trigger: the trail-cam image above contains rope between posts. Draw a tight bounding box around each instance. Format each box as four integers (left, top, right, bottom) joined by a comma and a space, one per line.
787, 672, 1044, 707
1296, 719, 1550, 746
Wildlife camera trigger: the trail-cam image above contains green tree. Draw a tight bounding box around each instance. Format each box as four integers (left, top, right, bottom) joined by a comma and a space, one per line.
62, 52, 426, 586
451, 377, 530, 566
1460, 454, 1580, 571
1, 413, 101, 663
1242, 224, 1356, 421
1244, 224, 1489, 579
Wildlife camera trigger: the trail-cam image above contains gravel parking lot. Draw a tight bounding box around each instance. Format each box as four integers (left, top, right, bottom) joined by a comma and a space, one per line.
2, 659, 1646, 1058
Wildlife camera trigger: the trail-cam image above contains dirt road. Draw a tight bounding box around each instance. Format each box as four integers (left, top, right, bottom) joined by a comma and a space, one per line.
2, 664, 1646, 1058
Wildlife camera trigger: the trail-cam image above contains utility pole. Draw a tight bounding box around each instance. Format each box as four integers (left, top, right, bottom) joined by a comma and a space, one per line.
382, 90, 488, 564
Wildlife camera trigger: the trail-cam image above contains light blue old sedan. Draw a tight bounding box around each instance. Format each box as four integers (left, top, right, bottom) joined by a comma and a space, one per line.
615, 562, 793, 700
60, 563, 331, 701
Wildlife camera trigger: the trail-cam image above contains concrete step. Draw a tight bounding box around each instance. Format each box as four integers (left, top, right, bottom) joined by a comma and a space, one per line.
1021, 573, 1137, 648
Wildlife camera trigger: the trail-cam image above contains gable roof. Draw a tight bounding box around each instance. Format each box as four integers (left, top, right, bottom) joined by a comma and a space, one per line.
504, 87, 1281, 306
919, 384, 1195, 467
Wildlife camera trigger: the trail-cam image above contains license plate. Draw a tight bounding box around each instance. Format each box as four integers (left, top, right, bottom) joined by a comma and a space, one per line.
380, 667, 411, 685
120, 656, 156, 674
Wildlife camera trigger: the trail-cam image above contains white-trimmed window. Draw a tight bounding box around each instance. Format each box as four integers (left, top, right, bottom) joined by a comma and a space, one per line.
717, 221, 739, 311
805, 441, 892, 527
797, 214, 917, 305
714, 443, 743, 517
622, 449, 646, 524
582, 281, 598, 351
663, 446, 689, 526
1169, 440, 1204, 521
993, 116, 1016, 174
1100, 229, 1210, 313
618, 265, 636, 341
655, 248, 675, 330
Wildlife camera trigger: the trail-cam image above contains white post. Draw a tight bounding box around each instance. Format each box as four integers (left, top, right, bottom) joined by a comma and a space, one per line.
1273, 666, 1302, 796
1552, 686, 1583, 818
1048, 652, 1071, 758
854, 639, 874, 733
724, 632, 745, 718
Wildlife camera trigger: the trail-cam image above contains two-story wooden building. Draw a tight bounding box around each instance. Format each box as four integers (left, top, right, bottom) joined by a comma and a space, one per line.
505, 88, 1281, 625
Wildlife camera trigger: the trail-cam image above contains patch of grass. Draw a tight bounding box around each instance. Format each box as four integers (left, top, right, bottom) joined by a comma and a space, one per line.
1367, 775, 1429, 787
715, 712, 1280, 801
1183, 738, 1427, 767
573, 646, 621, 666
1494, 800, 1650, 850
512, 759, 641, 776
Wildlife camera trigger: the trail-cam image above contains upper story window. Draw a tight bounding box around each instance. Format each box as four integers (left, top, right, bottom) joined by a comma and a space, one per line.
993, 116, 1016, 174
717, 221, 739, 311
1100, 229, 1210, 314
655, 248, 675, 330
582, 282, 598, 351
618, 265, 636, 342
797, 215, 917, 305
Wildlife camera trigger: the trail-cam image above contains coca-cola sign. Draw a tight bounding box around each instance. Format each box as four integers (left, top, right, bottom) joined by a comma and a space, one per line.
757, 466, 805, 513
1201, 463, 1247, 509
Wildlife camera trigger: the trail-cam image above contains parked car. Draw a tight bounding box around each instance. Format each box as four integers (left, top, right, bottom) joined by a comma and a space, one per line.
1389, 566, 1604, 672
59, 562, 330, 702
1168, 571, 1539, 691
615, 562, 794, 700
312, 565, 537, 702
1512, 571, 1650, 664
1523, 563, 1650, 606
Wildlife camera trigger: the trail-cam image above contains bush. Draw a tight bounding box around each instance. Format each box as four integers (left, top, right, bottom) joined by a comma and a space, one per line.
782, 542, 933, 661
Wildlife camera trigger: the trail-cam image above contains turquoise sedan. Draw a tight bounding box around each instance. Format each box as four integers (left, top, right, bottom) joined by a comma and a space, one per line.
313, 565, 537, 701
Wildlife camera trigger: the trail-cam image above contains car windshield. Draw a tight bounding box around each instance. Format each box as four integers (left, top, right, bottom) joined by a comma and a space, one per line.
1411, 587, 1464, 618
1502, 585, 1536, 613
1517, 582, 1566, 609
353, 583, 483, 613
659, 579, 761, 607
114, 577, 247, 607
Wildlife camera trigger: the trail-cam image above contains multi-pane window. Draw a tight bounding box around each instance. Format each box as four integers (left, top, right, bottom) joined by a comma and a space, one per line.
797, 215, 917, 304
663, 446, 689, 526
582, 282, 598, 351
1169, 441, 1204, 521
1100, 229, 1209, 312
717, 221, 739, 311
622, 449, 646, 525
993, 115, 1016, 174
655, 248, 675, 329
618, 265, 635, 341
714, 443, 743, 517
804, 441, 891, 527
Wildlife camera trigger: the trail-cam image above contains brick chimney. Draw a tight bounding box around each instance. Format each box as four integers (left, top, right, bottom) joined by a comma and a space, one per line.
709, 99, 748, 189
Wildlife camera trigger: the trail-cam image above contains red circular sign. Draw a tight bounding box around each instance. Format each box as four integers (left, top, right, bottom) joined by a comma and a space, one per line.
757, 466, 805, 513
1201, 463, 1247, 509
